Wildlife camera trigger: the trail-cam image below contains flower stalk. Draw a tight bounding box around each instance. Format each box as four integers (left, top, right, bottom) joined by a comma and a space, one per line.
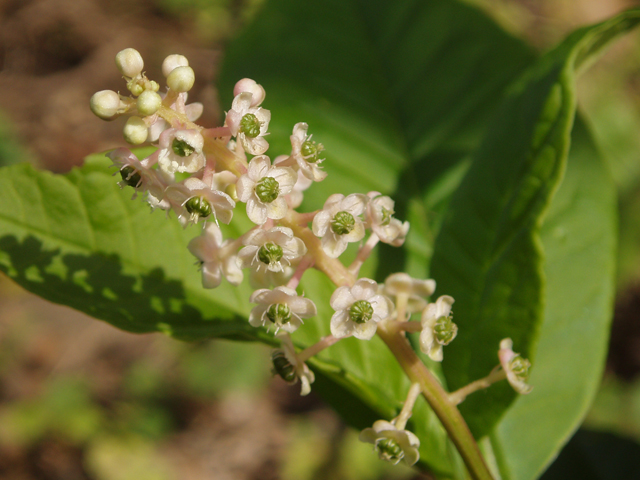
376, 321, 494, 480
448, 367, 507, 406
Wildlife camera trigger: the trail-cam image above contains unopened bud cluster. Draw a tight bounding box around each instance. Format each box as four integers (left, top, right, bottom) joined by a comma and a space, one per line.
91, 48, 533, 468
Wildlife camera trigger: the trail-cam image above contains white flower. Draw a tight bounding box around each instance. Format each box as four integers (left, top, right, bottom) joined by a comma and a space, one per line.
419, 295, 457, 362
187, 224, 243, 288
330, 278, 391, 340
233, 78, 266, 107
249, 286, 317, 334
312, 193, 368, 258
499, 338, 533, 394
164, 177, 235, 227
272, 333, 315, 396
248, 264, 296, 289
236, 155, 297, 225
225, 92, 271, 155
383, 273, 436, 316
366, 192, 409, 246
157, 128, 206, 174
237, 227, 306, 273
359, 420, 420, 466
107, 148, 169, 202
289, 122, 327, 182
274, 155, 312, 208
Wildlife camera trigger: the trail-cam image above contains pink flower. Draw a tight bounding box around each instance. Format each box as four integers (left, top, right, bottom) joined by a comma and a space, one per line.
187, 224, 242, 289
312, 193, 368, 258
330, 279, 391, 340
236, 155, 296, 225
249, 286, 317, 334
499, 338, 533, 394
225, 92, 271, 155
359, 420, 420, 466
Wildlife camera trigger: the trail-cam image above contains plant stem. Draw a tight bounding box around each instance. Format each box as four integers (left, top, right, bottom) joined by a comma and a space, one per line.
394, 382, 421, 430
286, 255, 314, 290
281, 210, 355, 287
376, 321, 494, 480
394, 321, 422, 333
298, 335, 341, 363
348, 233, 380, 276
448, 368, 506, 406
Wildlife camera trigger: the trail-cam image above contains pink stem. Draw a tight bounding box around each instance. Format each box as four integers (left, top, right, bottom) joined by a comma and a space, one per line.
295, 210, 319, 225
203, 126, 232, 139
286, 255, 314, 290
348, 233, 380, 276
297, 335, 341, 363
394, 321, 422, 333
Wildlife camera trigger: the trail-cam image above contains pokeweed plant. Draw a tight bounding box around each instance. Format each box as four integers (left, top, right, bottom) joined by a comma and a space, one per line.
1, 1, 639, 479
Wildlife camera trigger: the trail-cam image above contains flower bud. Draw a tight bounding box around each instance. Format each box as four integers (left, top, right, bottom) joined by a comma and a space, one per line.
115, 48, 144, 77
123, 116, 148, 145
127, 79, 145, 96
225, 183, 238, 202
90, 90, 122, 120
162, 54, 189, 77
167, 66, 195, 92
136, 90, 162, 116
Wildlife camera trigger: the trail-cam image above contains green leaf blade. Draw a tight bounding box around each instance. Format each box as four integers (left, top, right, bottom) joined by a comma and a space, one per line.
431, 4, 639, 458
490, 120, 618, 480
0, 156, 259, 342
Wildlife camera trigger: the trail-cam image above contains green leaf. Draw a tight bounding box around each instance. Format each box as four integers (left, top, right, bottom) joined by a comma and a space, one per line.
488, 120, 617, 479
0, 153, 264, 343
429, 5, 636, 466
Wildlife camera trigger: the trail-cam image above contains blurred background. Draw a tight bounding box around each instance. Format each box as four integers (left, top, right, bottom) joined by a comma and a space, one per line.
1, 0, 640, 479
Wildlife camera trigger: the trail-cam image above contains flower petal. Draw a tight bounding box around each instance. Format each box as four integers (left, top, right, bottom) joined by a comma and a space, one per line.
353, 320, 377, 340
248, 305, 268, 328
321, 231, 348, 258
270, 167, 297, 193
351, 279, 378, 301
201, 261, 222, 289
330, 286, 355, 310
341, 193, 368, 216
330, 311, 354, 338
312, 210, 332, 237
265, 196, 288, 220
246, 197, 268, 225
248, 155, 271, 181
236, 174, 256, 202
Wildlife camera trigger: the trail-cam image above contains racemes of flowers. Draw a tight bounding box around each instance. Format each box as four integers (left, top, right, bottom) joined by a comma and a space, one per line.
91, 48, 533, 473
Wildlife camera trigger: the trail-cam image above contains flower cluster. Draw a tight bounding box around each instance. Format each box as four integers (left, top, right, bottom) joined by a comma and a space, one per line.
91, 48, 533, 470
